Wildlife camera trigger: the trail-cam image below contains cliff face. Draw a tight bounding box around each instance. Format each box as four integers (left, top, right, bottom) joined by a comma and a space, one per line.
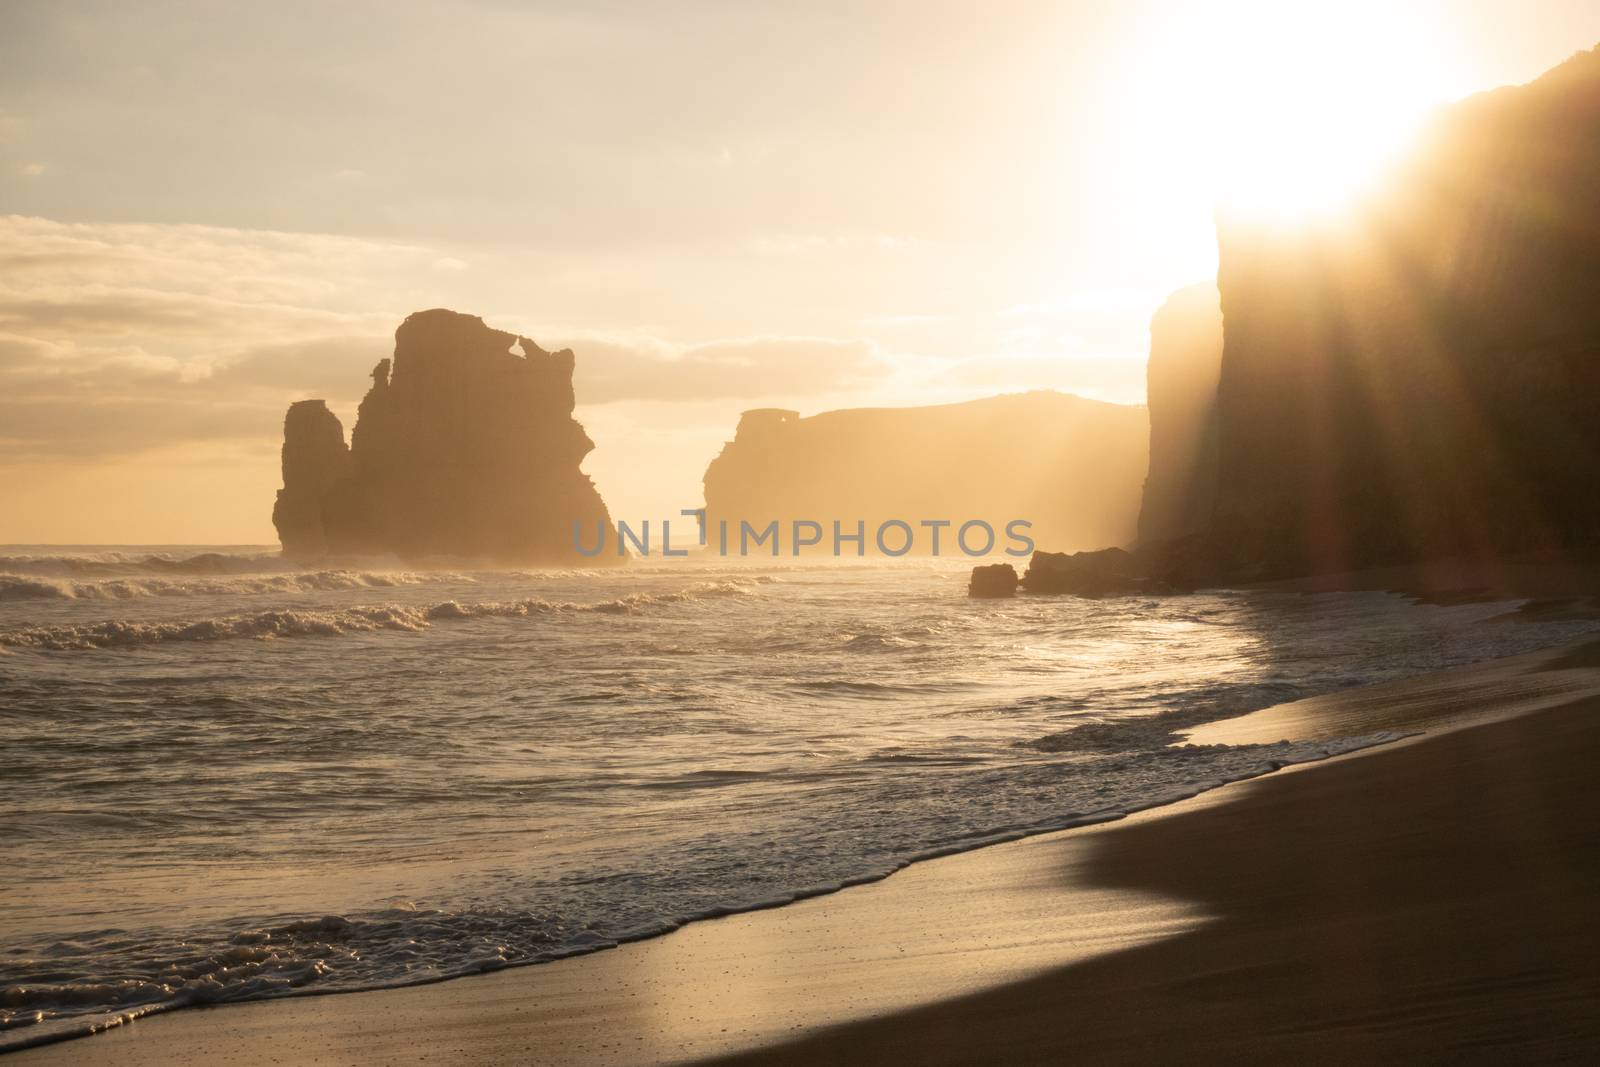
1137, 284, 1223, 545
273, 309, 613, 563
1208, 45, 1600, 575
703, 391, 1148, 554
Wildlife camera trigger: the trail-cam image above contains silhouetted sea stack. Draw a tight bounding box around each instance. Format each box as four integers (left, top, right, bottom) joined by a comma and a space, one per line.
273, 400, 352, 559
272, 309, 614, 564
703, 392, 1148, 556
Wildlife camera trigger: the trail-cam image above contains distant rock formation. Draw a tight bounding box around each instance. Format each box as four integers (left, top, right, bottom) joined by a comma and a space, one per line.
1137, 284, 1223, 545
272, 309, 613, 563
703, 391, 1148, 555
1206, 45, 1600, 577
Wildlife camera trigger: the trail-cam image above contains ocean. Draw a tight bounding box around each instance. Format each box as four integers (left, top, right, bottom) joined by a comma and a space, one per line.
2, 547, 1592, 1051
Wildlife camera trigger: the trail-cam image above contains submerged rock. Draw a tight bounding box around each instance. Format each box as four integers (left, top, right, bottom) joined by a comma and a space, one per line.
967, 563, 1019, 598
272, 309, 614, 564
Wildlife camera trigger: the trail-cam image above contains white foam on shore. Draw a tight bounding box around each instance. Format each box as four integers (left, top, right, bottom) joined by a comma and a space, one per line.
8, 557, 1594, 1056
0, 727, 1407, 1055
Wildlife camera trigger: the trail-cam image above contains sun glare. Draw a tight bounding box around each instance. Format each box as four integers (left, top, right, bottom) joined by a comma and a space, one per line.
1148, 2, 1461, 223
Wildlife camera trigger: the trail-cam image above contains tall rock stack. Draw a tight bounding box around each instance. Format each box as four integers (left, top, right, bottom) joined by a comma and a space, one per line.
272, 400, 351, 559
272, 309, 614, 564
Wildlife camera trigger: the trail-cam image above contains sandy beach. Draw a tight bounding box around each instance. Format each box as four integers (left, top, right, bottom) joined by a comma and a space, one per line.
716, 642, 1600, 1065
11, 636, 1600, 1066
8, 6, 1600, 1065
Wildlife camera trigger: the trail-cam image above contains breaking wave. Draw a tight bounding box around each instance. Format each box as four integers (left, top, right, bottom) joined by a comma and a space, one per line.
0, 551, 657, 582
0, 728, 1406, 1052
0, 551, 292, 578
0, 581, 763, 650
0, 570, 474, 602
10, 558, 1594, 1053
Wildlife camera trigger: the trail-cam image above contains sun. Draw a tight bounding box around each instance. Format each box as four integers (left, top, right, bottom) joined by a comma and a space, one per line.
1144, 1, 1462, 224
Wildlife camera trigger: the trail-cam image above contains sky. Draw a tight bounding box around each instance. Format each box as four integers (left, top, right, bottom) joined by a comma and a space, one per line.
3, 0, 1599, 543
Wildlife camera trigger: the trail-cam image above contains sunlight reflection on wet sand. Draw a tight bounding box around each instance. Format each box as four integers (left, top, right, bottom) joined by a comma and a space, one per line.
13, 820, 1203, 1066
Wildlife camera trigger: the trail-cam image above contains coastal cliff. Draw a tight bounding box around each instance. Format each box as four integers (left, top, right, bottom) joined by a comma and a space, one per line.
1136, 284, 1223, 545
1207, 45, 1600, 576
703, 391, 1147, 555
996, 46, 1600, 597
272, 309, 613, 563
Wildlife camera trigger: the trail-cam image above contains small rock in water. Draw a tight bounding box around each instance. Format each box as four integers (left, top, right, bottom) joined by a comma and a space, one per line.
968, 563, 1019, 598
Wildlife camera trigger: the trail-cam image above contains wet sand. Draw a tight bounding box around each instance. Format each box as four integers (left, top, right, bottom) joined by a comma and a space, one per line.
15, 639, 1600, 1065
713, 644, 1600, 1065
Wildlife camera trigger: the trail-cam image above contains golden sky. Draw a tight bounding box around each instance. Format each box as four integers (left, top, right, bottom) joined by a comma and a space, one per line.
2, 0, 1598, 543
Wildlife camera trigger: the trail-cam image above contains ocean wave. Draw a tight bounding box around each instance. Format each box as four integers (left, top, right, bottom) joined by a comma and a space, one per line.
5, 574, 1596, 1056
0, 570, 475, 602
0, 551, 292, 578
0, 551, 693, 582
0, 729, 1409, 1053
842, 631, 922, 652
791, 678, 968, 696
1024, 678, 1316, 753
0, 581, 764, 651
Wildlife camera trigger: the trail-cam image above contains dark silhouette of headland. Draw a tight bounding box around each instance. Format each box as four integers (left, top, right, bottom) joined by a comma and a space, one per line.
1207, 44, 1600, 577
1006, 44, 1600, 597
273, 309, 614, 563
703, 391, 1148, 555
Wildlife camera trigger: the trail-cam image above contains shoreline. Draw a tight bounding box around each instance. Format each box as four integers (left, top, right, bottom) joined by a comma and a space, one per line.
712, 642, 1600, 1064
1, 713, 1404, 1057
12, 635, 1600, 1064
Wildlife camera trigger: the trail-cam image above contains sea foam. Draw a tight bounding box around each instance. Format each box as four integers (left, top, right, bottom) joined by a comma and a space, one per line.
5, 555, 1596, 1054
0, 580, 763, 650
0, 570, 473, 602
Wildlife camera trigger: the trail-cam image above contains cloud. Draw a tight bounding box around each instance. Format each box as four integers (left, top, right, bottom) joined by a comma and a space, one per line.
569, 335, 888, 403
0, 331, 63, 369
0, 215, 897, 463
0, 395, 278, 457
211, 336, 392, 399
0, 290, 346, 337
943, 352, 1146, 405
744, 233, 927, 255
0, 216, 417, 459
